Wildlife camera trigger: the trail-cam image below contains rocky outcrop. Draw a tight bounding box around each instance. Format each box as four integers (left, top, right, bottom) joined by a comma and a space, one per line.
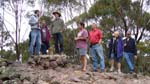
0, 55, 150, 84
27, 55, 68, 70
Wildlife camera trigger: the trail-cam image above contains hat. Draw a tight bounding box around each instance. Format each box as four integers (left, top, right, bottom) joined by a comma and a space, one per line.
52, 12, 61, 17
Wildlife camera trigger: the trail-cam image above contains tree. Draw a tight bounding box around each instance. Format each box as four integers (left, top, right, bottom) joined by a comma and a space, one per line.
67, 0, 150, 43
0, 0, 34, 61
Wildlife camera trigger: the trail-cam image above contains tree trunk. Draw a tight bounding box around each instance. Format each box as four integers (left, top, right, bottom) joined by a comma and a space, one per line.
137, 28, 145, 44
15, 1, 20, 61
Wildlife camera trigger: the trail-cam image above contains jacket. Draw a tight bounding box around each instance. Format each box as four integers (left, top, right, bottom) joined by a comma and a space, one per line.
40, 25, 51, 43
51, 18, 65, 34
124, 37, 137, 55
29, 15, 40, 29
108, 37, 124, 58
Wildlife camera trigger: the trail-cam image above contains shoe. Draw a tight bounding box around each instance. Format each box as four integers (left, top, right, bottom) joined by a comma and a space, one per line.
110, 67, 114, 72
93, 69, 98, 72
129, 70, 136, 74
30, 55, 34, 58
100, 69, 105, 73
117, 69, 122, 74
60, 52, 65, 56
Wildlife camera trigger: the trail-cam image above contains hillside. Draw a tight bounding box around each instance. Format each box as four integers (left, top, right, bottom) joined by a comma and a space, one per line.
0, 55, 150, 84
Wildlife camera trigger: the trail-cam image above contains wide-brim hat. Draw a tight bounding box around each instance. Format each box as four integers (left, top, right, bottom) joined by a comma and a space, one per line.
52, 12, 61, 17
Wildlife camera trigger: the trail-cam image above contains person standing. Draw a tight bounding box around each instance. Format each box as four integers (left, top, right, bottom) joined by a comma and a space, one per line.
89, 23, 105, 72
108, 31, 124, 73
29, 10, 41, 56
75, 22, 88, 71
124, 31, 137, 74
51, 11, 65, 55
40, 20, 51, 54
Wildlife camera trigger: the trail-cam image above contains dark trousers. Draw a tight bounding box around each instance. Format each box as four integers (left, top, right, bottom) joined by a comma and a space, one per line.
41, 41, 49, 54
53, 33, 64, 54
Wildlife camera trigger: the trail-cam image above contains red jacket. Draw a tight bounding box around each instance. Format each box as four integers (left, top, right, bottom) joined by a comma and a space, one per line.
40, 25, 51, 43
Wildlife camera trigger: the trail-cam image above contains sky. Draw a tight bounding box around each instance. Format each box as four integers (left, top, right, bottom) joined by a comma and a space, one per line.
0, 0, 149, 48
0, 0, 95, 43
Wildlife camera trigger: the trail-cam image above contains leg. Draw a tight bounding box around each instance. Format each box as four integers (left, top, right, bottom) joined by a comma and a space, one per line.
53, 33, 59, 54
110, 53, 115, 71
79, 48, 87, 71
41, 42, 47, 54
95, 45, 105, 71
117, 62, 121, 73
116, 56, 122, 73
129, 53, 135, 71
90, 47, 98, 71
124, 52, 134, 71
80, 56, 87, 71
58, 33, 64, 54
29, 31, 36, 56
35, 30, 41, 55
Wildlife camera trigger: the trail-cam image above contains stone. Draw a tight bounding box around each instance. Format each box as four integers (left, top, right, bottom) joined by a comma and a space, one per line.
79, 74, 90, 81
49, 61, 58, 69
42, 61, 50, 69
50, 81, 61, 84
69, 77, 81, 82
37, 80, 49, 84
23, 79, 31, 84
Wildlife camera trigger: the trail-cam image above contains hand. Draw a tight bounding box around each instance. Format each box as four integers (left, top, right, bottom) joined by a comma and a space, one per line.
134, 55, 138, 60
124, 44, 127, 47
99, 40, 102, 45
74, 37, 79, 40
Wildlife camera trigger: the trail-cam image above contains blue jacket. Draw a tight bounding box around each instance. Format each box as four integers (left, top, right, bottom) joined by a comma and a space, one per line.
108, 37, 124, 58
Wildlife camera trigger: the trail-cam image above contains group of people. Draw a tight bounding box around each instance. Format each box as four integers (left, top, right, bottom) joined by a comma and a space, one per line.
75, 23, 137, 74
29, 10, 137, 74
29, 10, 65, 56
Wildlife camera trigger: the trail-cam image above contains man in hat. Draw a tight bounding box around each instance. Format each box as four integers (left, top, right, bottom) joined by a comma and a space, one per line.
29, 10, 41, 56
51, 11, 65, 55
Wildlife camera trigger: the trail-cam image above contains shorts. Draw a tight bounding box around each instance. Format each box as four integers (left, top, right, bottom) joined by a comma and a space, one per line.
111, 53, 122, 63
77, 48, 87, 56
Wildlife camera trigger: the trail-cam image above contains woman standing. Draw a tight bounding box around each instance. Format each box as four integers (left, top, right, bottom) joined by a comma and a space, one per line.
40, 20, 51, 54
75, 22, 88, 71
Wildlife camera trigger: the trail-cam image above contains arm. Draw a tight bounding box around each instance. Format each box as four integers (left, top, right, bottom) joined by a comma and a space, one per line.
133, 39, 137, 55
60, 19, 65, 32
98, 30, 103, 44
75, 30, 88, 41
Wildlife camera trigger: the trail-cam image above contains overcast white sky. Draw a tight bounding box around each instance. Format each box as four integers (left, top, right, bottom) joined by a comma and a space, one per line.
0, 0, 149, 44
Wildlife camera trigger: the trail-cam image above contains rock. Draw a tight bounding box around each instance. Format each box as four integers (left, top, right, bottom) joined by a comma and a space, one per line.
0, 62, 7, 67
3, 80, 18, 84
27, 55, 68, 69
54, 67, 62, 72
50, 81, 61, 84
42, 61, 50, 69
49, 61, 58, 69
79, 74, 90, 81
23, 79, 31, 84
69, 77, 81, 82
20, 74, 31, 81
37, 80, 49, 84
27, 57, 36, 67
33, 56, 41, 65
0, 80, 2, 84
0, 67, 16, 81
56, 57, 67, 67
